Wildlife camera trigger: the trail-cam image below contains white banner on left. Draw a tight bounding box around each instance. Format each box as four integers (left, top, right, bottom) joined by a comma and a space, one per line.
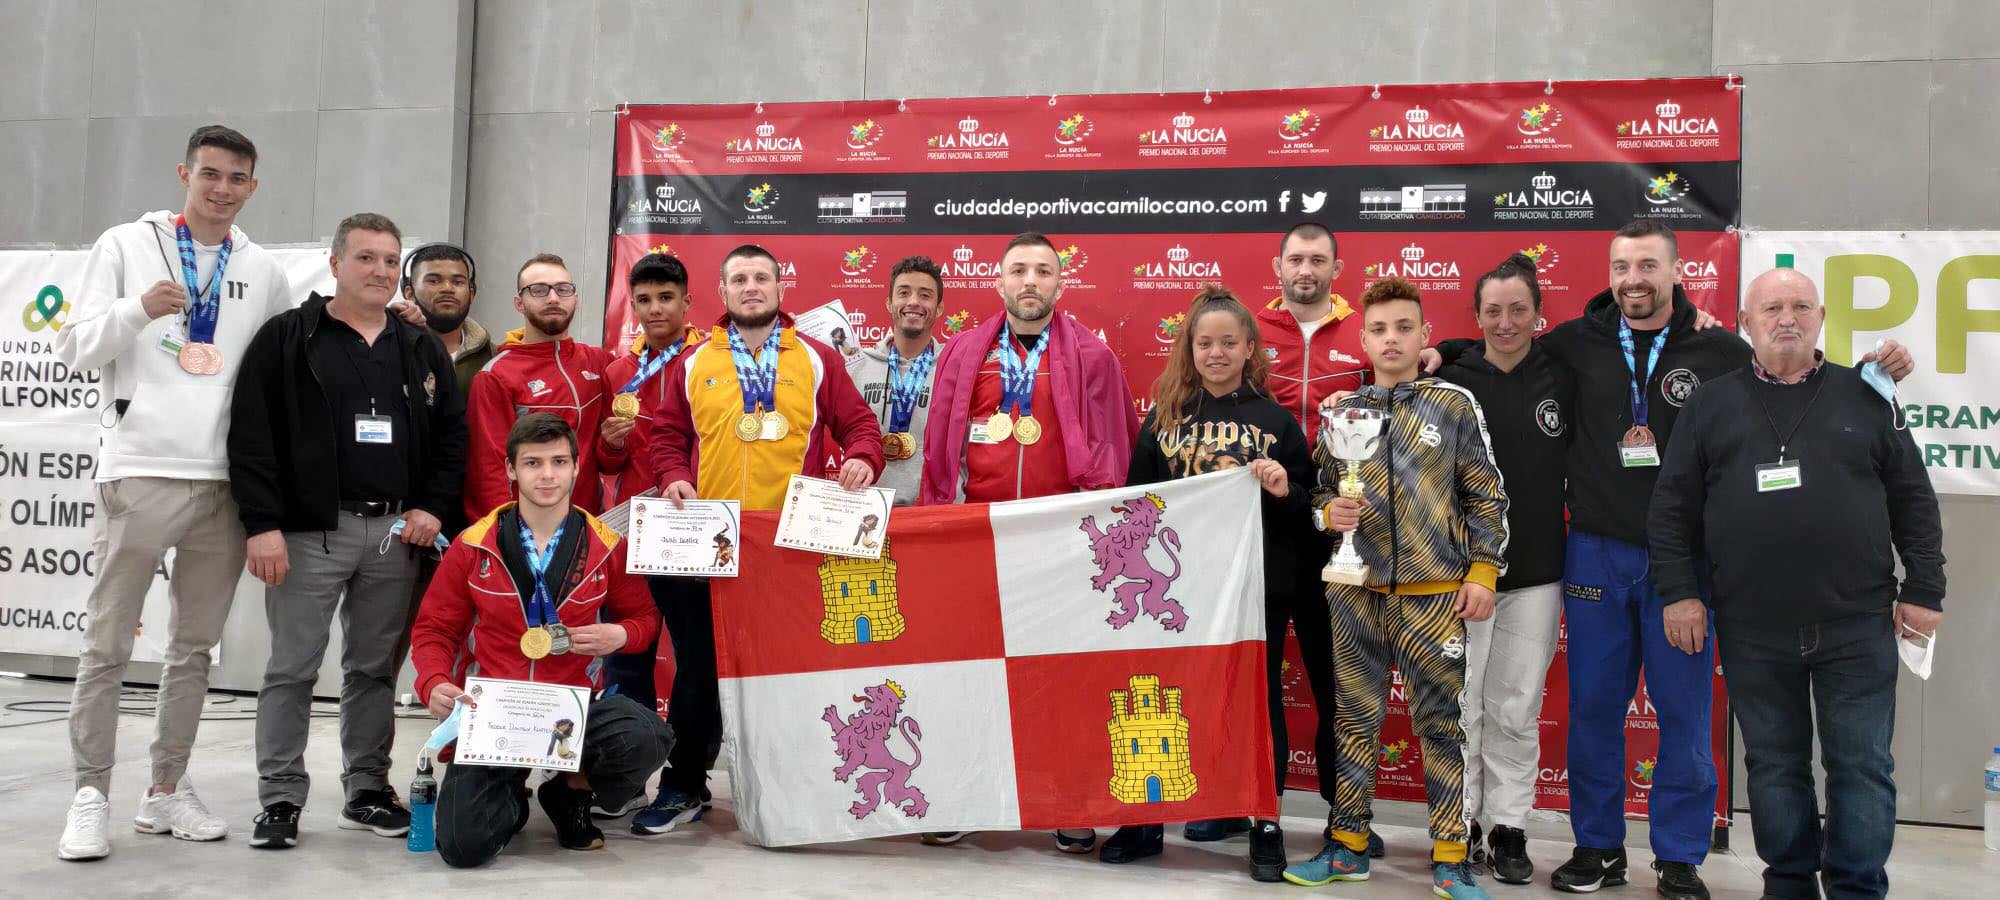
0, 247, 336, 660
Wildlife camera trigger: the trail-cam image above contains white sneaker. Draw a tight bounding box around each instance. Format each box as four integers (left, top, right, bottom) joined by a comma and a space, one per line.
134, 777, 228, 841
58, 786, 111, 861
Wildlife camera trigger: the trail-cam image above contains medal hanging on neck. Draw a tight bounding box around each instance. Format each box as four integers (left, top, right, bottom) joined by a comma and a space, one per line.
173, 215, 232, 376
612, 337, 686, 419
517, 516, 570, 659
882, 343, 936, 460
727, 325, 786, 442
996, 328, 1048, 445
1616, 318, 1669, 468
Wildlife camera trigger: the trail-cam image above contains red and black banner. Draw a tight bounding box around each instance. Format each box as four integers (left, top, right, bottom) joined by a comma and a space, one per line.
609, 77, 1740, 825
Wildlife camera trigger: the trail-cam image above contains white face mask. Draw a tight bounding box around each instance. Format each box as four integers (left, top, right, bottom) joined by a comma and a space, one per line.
1898, 625, 1935, 680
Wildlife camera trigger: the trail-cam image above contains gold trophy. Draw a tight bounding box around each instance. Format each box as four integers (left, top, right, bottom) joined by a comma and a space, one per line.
1319, 406, 1388, 585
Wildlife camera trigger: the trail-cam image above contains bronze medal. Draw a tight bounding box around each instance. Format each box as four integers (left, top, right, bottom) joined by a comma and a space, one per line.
736, 411, 763, 442
177, 342, 222, 376
986, 411, 1014, 443
519, 626, 553, 660
1621, 424, 1656, 447
1013, 414, 1043, 446
611, 392, 640, 419
764, 409, 789, 441
880, 432, 905, 460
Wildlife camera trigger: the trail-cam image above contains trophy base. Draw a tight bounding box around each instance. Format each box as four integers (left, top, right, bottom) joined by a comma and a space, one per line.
1321, 563, 1368, 586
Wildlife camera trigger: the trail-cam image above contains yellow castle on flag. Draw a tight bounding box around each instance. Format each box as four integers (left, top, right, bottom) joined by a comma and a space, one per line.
817, 540, 905, 644
1107, 674, 1197, 803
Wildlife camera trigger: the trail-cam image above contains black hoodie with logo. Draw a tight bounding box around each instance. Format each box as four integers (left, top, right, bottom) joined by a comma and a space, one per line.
1437, 340, 1576, 591
1541, 286, 1750, 547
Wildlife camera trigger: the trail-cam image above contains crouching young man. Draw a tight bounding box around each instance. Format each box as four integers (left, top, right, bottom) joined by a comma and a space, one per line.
409, 413, 673, 867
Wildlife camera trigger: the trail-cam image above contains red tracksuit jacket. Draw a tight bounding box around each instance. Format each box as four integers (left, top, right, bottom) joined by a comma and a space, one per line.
463, 331, 630, 522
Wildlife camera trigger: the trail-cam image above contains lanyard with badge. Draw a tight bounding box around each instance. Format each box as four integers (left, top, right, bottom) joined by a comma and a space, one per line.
726, 325, 788, 441
165, 215, 233, 376
331, 322, 397, 446
1617, 319, 1668, 467
517, 516, 571, 659
981, 328, 1047, 445
1750, 374, 1826, 493
881, 343, 936, 460
611, 338, 686, 419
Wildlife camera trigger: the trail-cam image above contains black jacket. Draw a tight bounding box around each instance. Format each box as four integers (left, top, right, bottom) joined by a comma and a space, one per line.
1128, 384, 1312, 597
1649, 363, 1945, 627
1539, 286, 1750, 547
229, 293, 468, 536
1438, 341, 1575, 591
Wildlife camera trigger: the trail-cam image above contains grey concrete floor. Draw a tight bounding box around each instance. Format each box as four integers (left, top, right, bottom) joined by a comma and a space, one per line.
0, 674, 1992, 898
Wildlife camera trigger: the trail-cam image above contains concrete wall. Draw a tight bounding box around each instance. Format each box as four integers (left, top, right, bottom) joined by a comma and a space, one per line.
2, 0, 1994, 826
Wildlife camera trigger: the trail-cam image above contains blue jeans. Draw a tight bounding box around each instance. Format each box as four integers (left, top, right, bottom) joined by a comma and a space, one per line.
1562, 531, 1718, 864
1718, 608, 1898, 900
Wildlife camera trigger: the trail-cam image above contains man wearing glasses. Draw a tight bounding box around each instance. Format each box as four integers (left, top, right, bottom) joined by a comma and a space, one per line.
461, 253, 635, 522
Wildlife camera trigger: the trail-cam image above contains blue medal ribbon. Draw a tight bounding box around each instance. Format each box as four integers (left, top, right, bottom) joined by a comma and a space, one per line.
885, 343, 936, 434
619, 338, 686, 394
725, 325, 783, 414
517, 517, 566, 629
997, 329, 1048, 418
174, 216, 232, 344
1617, 318, 1670, 428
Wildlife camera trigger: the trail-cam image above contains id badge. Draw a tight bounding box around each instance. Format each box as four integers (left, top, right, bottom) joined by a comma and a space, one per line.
158, 319, 188, 355
355, 414, 394, 444
968, 417, 999, 445
1755, 460, 1802, 492
1618, 444, 1660, 468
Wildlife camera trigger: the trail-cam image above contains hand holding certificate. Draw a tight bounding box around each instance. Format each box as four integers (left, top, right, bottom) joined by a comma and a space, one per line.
453, 677, 592, 772
627, 497, 741, 577
774, 474, 895, 559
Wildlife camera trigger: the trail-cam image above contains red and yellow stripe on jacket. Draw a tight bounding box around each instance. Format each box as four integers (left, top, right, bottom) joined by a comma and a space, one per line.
636, 316, 884, 511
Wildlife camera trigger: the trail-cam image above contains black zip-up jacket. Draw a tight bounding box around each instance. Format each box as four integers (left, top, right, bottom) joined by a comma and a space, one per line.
1127, 384, 1312, 597
1437, 341, 1576, 591
229, 293, 468, 536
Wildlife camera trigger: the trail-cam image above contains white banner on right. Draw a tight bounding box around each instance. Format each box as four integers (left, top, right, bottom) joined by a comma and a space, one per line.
1740, 231, 2000, 496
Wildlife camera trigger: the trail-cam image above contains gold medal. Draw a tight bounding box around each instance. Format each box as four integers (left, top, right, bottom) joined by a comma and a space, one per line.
736, 411, 763, 442
764, 409, 789, 441
1621, 424, 1656, 447
986, 411, 1014, 442
519, 626, 553, 660
611, 392, 640, 419
1013, 414, 1042, 445
880, 432, 903, 459
177, 342, 223, 376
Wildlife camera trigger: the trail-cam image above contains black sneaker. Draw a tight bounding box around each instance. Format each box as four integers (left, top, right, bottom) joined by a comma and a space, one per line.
1468, 821, 1485, 867
337, 788, 410, 837
538, 780, 605, 851
1552, 846, 1628, 893
1651, 860, 1708, 900
1248, 820, 1286, 883
1488, 824, 1534, 884
1368, 828, 1386, 858
1097, 824, 1163, 864
248, 801, 301, 849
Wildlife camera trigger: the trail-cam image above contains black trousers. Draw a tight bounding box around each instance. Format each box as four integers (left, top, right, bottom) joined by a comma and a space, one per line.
1288, 529, 1340, 806
435, 694, 672, 868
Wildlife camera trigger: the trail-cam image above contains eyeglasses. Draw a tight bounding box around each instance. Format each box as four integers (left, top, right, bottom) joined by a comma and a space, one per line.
519, 282, 577, 298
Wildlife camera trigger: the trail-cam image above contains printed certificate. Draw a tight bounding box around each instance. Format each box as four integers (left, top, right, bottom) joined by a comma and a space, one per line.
773, 475, 894, 560
626, 498, 741, 577
453, 677, 592, 772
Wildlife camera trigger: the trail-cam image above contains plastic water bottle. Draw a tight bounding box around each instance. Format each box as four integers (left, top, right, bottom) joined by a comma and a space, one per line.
1985, 746, 2000, 851
407, 755, 438, 853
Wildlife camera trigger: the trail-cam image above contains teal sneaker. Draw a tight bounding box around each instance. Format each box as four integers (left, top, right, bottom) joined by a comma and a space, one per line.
1432, 861, 1490, 899
1282, 839, 1370, 886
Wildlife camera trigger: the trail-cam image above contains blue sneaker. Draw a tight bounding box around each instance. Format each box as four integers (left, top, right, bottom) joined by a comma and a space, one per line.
1183, 817, 1253, 842
1432, 861, 1490, 899
631, 788, 706, 835
1282, 839, 1370, 886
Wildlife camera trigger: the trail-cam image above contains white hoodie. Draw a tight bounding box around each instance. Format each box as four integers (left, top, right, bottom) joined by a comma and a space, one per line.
55, 210, 295, 482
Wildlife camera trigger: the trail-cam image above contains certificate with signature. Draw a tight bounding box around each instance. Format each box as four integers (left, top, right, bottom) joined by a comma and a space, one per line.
626, 497, 741, 577
773, 475, 894, 560
453, 677, 592, 772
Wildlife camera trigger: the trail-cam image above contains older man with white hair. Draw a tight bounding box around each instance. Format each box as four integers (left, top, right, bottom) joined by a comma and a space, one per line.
1648, 267, 1944, 900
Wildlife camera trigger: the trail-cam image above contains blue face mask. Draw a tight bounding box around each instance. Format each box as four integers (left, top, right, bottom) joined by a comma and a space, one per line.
424, 702, 464, 755
1857, 340, 1904, 430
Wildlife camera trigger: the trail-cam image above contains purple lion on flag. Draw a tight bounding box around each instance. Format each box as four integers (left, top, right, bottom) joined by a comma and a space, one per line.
822, 679, 929, 820
1080, 491, 1187, 631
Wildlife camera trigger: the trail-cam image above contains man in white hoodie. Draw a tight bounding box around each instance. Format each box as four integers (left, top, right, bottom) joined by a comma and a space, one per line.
52, 125, 295, 860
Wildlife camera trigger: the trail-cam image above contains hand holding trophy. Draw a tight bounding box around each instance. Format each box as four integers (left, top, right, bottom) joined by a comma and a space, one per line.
1319, 406, 1387, 585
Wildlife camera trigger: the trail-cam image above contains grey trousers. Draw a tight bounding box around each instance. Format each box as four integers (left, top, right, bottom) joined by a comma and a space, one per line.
255, 512, 417, 807
70, 478, 245, 794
